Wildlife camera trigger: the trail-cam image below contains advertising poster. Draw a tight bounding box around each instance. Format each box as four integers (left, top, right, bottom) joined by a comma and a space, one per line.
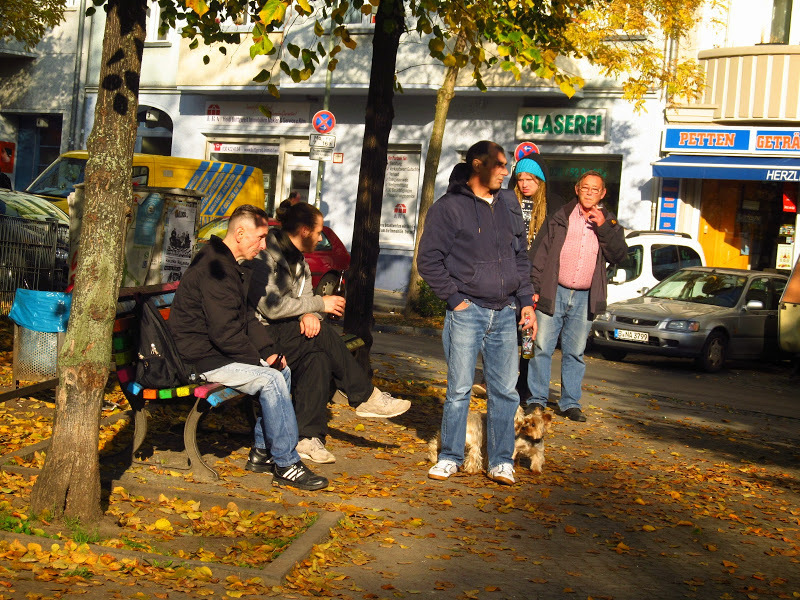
162, 200, 197, 283
379, 152, 421, 247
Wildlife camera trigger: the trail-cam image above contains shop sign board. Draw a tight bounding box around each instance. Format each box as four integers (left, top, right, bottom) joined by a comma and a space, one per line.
663, 125, 800, 156
516, 108, 608, 143
657, 179, 680, 232
205, 101, 310, 125
379, 152, 421, 248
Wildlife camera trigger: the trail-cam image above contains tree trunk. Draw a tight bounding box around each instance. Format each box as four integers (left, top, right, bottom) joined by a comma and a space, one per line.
404, 30, 467, 315
343, 0, 405, 373
30, 0, 145, 524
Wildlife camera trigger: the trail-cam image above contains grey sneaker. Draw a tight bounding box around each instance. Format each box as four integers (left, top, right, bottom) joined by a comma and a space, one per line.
296, 437, 336, 464
428, 460, 458, 480
355, 388, 411, 418
488, 463, 515, 485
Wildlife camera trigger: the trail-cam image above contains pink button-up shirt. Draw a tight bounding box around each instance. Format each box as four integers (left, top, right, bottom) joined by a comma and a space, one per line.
558, 204, 600, 290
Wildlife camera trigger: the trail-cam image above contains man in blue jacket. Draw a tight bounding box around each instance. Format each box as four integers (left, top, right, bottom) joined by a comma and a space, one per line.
418, 140, 536, 486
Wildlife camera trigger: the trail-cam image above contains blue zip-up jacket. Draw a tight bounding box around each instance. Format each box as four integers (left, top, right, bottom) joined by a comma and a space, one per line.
418, 177, 535, 311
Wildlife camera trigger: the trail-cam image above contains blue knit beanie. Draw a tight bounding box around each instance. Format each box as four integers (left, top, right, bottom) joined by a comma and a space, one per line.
515, 157, 546, 181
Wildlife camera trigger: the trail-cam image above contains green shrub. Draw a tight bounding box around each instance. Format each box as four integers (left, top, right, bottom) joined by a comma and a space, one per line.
411, 281, 447, 317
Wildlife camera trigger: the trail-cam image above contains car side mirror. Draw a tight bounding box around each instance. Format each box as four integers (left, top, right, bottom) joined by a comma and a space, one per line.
745, 299, 764, 310
612, 270, 627, 284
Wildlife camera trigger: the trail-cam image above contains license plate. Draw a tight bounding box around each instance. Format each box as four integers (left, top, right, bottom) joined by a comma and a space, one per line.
615, 329, 649, 343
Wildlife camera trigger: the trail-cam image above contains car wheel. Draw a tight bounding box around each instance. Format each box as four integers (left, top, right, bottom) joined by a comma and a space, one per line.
601, 349, 627, 362
697, 331, 727, 373
315, 272, 340, 296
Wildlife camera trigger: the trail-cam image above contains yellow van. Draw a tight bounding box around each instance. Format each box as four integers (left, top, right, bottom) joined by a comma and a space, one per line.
779, 255, 800, 355
26, 151, 264, 225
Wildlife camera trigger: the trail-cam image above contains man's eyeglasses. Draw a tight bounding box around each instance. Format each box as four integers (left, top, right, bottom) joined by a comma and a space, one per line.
578, 186, 603, 195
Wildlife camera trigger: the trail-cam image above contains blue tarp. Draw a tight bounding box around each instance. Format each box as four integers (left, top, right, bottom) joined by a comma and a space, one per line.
652, 155, 800, 181
9, 289, 72, 333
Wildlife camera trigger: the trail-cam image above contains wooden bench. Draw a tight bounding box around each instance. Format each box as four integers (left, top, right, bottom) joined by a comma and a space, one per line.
113, 282, 363, 482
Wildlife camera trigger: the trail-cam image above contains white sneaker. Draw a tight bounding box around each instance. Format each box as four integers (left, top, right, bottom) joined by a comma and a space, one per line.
488, 463, 515, 485
296, 437, 336, 464
355, 388, 411, 418
428, 460, 458, 480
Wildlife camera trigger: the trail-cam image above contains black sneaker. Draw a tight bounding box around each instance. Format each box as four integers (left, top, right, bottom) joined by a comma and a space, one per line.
272, 460, 329, 491
245, 447, 274, 473
563, 408, 587, 422
523, 403, 546, 416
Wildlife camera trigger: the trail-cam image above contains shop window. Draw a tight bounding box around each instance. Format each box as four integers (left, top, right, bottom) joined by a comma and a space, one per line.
540, 154, 623, 215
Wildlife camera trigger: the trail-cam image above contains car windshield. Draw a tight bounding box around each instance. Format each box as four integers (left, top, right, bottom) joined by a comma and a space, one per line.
645, 270, 748, 308
27, 157, 86, 199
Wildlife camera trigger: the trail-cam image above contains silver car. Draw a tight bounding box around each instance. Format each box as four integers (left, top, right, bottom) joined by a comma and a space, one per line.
592, 267, 788, 372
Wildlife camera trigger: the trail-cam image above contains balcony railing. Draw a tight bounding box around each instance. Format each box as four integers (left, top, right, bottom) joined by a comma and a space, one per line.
697, 45, 800, 122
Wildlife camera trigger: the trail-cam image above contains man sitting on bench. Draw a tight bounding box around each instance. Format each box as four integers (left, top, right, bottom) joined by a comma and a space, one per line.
168, 204, 328, 491
247, 202, 411, 464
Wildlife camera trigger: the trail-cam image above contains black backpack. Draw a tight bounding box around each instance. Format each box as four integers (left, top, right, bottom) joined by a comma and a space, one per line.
135, 298, 200, 389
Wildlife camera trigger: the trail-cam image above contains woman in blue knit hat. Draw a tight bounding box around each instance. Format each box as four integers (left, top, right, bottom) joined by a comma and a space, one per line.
513, 156, 548, 248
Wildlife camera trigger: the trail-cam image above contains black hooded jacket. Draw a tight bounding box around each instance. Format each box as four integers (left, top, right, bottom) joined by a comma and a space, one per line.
417, 165, 534, 311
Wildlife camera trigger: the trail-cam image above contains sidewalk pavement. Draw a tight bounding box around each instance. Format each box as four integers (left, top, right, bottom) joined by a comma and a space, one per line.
2, 325, 798, 599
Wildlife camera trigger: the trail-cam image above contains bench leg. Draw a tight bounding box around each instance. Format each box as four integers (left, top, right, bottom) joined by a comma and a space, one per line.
131, 407, 149, 460
184, 397, 219, 482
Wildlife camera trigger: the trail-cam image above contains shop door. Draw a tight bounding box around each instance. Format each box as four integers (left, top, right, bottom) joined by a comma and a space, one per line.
698, 180, 749, 269
281, 154, 315, 206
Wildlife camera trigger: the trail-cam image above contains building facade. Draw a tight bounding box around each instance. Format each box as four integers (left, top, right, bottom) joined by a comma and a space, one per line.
657, 0, 800, 272
3, 2, 731, 290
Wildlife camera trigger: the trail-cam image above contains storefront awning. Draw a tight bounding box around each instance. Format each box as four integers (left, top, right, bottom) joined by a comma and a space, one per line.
652, 155, 800, 181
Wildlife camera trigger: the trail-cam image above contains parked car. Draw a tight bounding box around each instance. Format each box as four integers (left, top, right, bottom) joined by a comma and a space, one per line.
195, 217, 350, 295
606, 231, 705, 305
779, 255, 800, 356
592, 266, 788, 372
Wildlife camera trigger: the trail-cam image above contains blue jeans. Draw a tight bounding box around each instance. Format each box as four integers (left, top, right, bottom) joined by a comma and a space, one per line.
526, 285, 592, 412
439, 302, 519, 469
202, 363, 299, 468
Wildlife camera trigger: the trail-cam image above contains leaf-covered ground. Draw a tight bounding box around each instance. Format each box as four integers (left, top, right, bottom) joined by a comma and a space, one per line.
0, 316, 798, 599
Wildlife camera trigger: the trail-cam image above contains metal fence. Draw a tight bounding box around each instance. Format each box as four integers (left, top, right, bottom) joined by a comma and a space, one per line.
0, 215, 69, 315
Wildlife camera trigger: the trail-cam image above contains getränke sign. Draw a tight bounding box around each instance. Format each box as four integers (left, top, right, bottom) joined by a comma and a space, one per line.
516, 108, 608, 143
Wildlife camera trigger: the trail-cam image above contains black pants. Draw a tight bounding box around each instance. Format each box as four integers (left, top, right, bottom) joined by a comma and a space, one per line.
267, 320, 373, 439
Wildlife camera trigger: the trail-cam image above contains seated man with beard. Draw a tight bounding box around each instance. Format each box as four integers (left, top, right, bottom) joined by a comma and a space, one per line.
247, 202, 411, 464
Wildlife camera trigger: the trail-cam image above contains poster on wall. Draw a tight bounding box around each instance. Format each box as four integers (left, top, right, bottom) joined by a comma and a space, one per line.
379, 152, 421, 247
777, 244, 794, 270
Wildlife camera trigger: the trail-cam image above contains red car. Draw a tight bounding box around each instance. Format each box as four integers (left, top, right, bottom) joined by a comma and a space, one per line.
196, 217, 350, 295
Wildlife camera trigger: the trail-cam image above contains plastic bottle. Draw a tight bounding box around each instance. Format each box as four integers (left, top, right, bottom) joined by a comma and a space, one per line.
521, 318, 534, 359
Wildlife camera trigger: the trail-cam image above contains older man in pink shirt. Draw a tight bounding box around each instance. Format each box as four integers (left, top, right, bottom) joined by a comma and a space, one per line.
526, 171, 627, 422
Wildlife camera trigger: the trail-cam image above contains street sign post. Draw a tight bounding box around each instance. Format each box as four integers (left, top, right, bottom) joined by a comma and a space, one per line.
310, 147, 334, 161
309, 133, 336, 149
514, 141, 540, 161
312, 110, 336, 134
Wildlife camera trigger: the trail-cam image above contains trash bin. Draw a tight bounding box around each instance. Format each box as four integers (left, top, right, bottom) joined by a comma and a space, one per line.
8, 289, 71, 387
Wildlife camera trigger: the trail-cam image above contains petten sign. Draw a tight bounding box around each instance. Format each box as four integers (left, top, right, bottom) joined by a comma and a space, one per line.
516, 108, 608, 143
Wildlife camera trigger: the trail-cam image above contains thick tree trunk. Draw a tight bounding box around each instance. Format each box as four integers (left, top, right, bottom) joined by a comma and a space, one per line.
30, 0, 145, 523
343, 0, 405, 373
405, 31, 467, 315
